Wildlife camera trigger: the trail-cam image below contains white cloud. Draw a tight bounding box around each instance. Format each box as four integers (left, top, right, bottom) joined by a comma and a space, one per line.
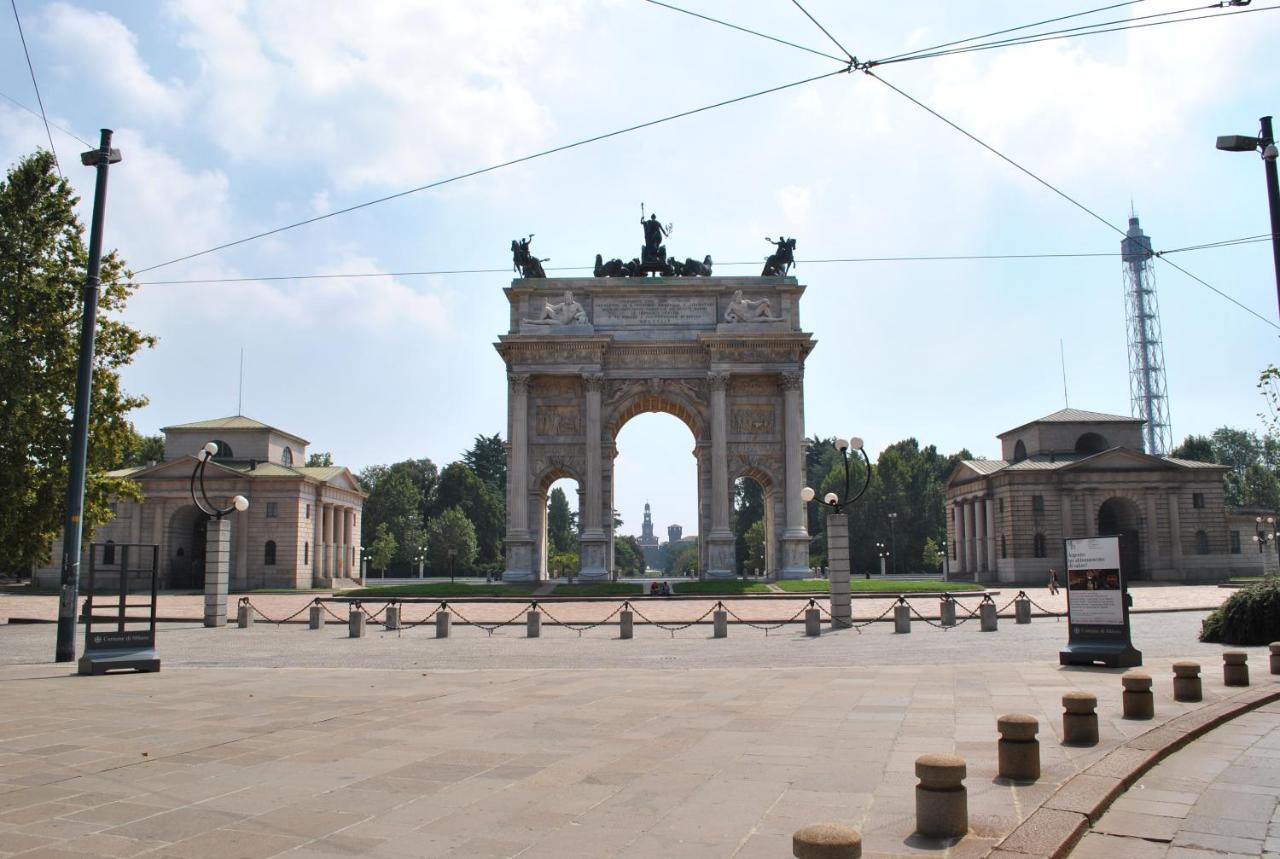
776, 184, 813, 227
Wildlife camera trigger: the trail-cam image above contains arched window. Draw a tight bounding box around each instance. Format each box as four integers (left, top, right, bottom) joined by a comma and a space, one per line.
1195, 530, 1209, 555
210, 439, 233, 459
264, 540, 277, 566
1033, 533, 1047, 558
103, 540, 116, 565
1074, 432, 1108, 455
1013, 440, 1027, 463
304, 542, 309, 565
281, 446, 294, 466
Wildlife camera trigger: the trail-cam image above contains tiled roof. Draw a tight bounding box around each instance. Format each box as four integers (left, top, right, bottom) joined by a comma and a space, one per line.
297, 466, 346, 480
959, 459, 1009, 475
1033, 408, 1142, 423
105, 466, 146, 478
161, 416, 309, 444
1162, 457, 1226, 469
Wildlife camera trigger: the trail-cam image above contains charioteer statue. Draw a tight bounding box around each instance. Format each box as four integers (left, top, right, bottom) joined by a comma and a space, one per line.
511, 235, 547, 279
762, 236, 796, 276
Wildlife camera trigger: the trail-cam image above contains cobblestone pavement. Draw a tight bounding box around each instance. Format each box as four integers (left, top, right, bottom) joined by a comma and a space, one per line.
0, 609, 1275, 857
0, 584, 1234, 626
1071, 701, 1280, 858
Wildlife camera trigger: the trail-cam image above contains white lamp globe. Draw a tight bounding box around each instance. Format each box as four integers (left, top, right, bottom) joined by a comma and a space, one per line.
800, 487, 815, 502
203, 441, 218, 457
849, 436, 864, 451
834, 438, 849, 452
232, 495, 249, 512
824, 492, 838, 505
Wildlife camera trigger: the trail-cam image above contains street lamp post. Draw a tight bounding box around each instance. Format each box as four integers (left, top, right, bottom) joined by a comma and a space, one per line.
941, 540, 949, 581
188, 442, 249, 627
1217, 116, 1280, 320
1253, 515, 1278, 577
448, 548, 457, 584
415, 552, 425, 580
875, 541, 886, 576
887, 512, 898, 575
800, 437, 872, 628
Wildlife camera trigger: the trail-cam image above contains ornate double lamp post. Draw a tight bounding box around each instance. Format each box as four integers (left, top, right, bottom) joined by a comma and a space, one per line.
1254, 515, 1278, 577
189, 442, 248, 627
801, 437, 872, 627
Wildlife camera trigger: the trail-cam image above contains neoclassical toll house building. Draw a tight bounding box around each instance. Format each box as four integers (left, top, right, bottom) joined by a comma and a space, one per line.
34, 416, 365, 591
945, 409, 1255, 584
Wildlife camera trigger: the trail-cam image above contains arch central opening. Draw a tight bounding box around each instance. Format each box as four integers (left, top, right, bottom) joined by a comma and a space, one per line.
612, 410, 702, 578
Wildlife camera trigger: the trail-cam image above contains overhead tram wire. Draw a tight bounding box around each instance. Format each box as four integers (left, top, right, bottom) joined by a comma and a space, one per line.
866, 2, 1280, 67
873, 0, 1147, 65
640, 0, 847, 64
132, 239, 1267, 286
0, 91, 94, 148
861, 68, 1280, 331
10, 0, 61, 177
788, 0, 856, 62
132, 68, 849, 276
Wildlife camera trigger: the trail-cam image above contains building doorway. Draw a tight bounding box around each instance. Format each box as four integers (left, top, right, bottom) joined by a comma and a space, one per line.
1097, 496, 1143, 580
167, 505, 209, 589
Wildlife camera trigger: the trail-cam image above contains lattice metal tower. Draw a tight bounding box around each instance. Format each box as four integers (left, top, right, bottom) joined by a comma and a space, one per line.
1121, 214, 1172, 454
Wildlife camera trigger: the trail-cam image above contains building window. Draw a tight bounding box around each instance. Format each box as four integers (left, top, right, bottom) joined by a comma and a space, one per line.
1013, 440, 1027, 462
305, 503, 311, 520
265, 502, 278, 519
264, 541, 277, 566
1032, 495, 1044, 514
281, 446, 294, 466
1001, 535, 1007, 559
1230, 530, 1241, 554
1192, 492, 1205, 509
304, 542, 309, 565
1033, 533, 1047, 558
103, 540, 116, 565
1195, 530, 1209, 555
210, 439, 233, 458
998, 498, 1004, 514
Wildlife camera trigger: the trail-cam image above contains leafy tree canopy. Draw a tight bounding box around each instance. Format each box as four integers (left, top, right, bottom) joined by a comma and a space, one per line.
425, 506, 477, 573
463, 433, 506, 496
306, 451, 333, 467
547, 487, 574, 553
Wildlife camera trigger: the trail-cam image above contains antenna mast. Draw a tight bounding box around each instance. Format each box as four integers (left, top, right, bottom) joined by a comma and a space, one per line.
1121, 214, 1172, 454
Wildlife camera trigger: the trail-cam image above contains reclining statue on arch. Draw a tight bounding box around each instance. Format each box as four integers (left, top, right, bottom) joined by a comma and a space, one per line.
724, 289, 783, 323
525, 290, 588, 326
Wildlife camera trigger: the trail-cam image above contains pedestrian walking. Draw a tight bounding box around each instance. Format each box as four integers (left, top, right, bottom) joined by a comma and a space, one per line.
1047, 568, 1060, 596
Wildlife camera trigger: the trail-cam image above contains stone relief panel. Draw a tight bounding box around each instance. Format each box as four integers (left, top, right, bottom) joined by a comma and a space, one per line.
532, 376, 582, 398
730, 404, 776, 436
730, 446, 784, 489
530, 444, 585, 486
731, 375, 779, 396
605, 345, 706, 370
534, 405, 582, 437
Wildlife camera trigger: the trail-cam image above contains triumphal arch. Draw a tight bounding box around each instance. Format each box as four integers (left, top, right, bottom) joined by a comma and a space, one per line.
495, 249, 816, 581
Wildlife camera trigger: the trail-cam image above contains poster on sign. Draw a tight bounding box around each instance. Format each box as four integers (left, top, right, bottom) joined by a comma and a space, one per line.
1059, 535, 1142, 668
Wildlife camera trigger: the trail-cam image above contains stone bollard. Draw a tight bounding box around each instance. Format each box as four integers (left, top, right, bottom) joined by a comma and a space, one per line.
1172, 661, 1202, 702
1121, 672, 1154, 720
792, 823, 862, 858
309, 604, 323, 630
620, 609, 633, 639
1014, 594, 1031, 624
348, 608, 365, 638
436, 609, 451, 639
979, 600, 998, 632
1271, 642, 1280, 675
713, 609, 728, 638
527, 609, 541, 638
997, 714, 1040, 781
1062, 692, 1099, 746
1223, 651, 1249, 686
805, 607, 821, 637
894, 602, 911, 633
939, 597, 956, 627
237, 602, 254, 628
385, 605, 400, 631
914, 754, 968, 840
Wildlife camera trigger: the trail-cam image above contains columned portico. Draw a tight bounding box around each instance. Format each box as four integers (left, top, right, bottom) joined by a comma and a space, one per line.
953, 503, 966, 575
974, 496, 988, 576
963, 500, 976, 573
984, 498, 996, 579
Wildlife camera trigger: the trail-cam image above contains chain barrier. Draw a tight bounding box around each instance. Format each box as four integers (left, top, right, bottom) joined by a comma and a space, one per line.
447, 602, 531, 636
628, 601, 721, 638
1018, 590, 1065, 620
536, 601, 627, 637
320, 601, 349, 622
905, 599, 952, 630
361, 600, 390, 623
399, 602, 444, 630
821, 598, 899, 633
719, 599, 812, 634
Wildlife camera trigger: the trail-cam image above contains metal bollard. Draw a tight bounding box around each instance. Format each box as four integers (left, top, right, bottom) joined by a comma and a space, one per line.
527, 609, 541, 638
792, 823, 862, 858
309, 604, 323, 630
713, 609, 728, 638
1271, 642, 1280, 676
348, 608, 365, 638
914, 754, 968, 839
436, 610, 451, 639
385, 605, 400, 631
1014, 594, 1031, 624
1223, 651, 1249, 686
1121, 672, 1154, 719
620, 609, 633, 639
1062, 692, 1099, 746
894, 602, 911, 633
939, 597, 956, 627
997, 714, 1040, 782
1172, 661, 1202, 702
979, 601, 998, 632
237, 602, 253, 628
805, 607, 821, 637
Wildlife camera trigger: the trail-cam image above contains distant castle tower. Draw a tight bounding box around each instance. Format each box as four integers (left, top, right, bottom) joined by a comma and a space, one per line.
1121, 214, 1172, 454
639, 501, 658, 547
668, 524, 683, 544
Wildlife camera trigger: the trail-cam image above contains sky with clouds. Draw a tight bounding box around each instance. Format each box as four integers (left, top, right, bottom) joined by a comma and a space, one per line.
2, 0, 1277, 539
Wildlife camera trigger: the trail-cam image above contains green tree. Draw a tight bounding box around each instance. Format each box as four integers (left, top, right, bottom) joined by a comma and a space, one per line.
922, 537, 943, 573
361, 468, 425, 565
732, 477, 765, 575
0, 150, 155, 573
431, 462, 502, 562
742, 519, 766, 575
1170, 434, 1215, 463
548, 550, 579, 577
547, 486, 574, 552
665, 541, 700, 576
463, 433, 506, 496
425, 506, 477, 574
613, 534, 645, 576
368, 522, 396, 574
119, 427, 164, 468
305, 451, 333, 467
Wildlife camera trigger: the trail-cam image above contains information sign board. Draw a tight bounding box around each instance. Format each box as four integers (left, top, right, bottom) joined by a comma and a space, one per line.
1059, 535, 1142, 668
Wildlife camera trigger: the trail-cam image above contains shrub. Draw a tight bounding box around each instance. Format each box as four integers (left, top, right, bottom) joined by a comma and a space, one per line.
1199, 578, 1280, 646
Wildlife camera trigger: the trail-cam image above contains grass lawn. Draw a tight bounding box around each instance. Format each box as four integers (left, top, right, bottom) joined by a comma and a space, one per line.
339, 583, 539, 597
1227, 576, 1264, 584
673, 581, 773, 595
774, 579, 984, 593
547, 583, 644, 596
249, 587, 332, 594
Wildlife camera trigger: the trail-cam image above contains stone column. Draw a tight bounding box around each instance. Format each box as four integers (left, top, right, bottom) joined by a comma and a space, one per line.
780, 372, 811, 579
504, 374, 535, 581
963, 500, 976, 573
1145, 493, 1161, 572
985, 499, 997, 579
204, 516, 231, 627
1060, 490, 1075, 541
953, 503, 966, 575
1085, 493, 1099, 537
324, 503, 335, 579
341, 507, 351, 578
1167, 491, 1183, 574
826, 513, 851, 626
579, 373, 609, 580
974, 498, 988, 577
312, 494, 324, 586
705, 372, 735, 578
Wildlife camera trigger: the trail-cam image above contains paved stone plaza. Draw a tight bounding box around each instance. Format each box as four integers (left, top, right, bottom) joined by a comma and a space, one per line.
1, 598, 1277, 857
